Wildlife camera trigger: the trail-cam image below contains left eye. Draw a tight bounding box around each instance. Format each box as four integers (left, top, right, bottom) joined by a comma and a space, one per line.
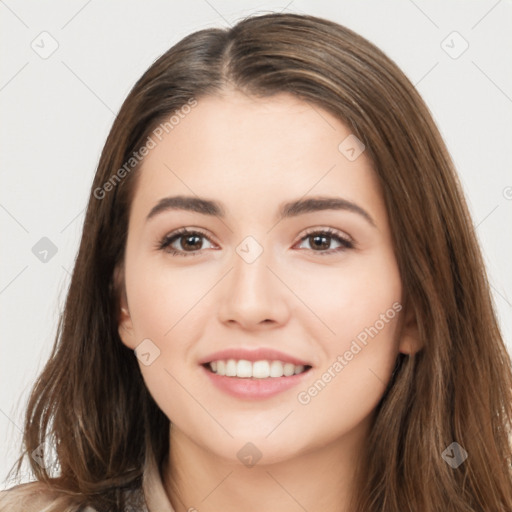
294, 229, 353, 254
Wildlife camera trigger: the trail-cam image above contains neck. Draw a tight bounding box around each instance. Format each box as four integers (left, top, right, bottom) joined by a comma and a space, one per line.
162, 420, 370, 512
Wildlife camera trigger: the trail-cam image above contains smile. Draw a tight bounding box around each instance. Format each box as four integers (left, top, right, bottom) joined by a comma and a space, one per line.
206, 359, 310, 378
201, 360, 312, 400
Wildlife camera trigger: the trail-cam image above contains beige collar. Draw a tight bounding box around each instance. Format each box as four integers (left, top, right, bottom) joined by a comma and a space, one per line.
142, 452, 176, 512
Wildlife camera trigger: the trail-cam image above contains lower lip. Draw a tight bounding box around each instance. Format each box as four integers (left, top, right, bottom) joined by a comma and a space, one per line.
201, 365, 311, 400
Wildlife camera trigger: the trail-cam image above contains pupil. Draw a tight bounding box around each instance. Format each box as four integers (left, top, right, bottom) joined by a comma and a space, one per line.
183, 235, 202, 250
312, 234, 329, 250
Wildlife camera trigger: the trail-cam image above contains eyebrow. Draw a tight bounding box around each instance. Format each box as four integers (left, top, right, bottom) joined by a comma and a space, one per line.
146, 195, 376, 227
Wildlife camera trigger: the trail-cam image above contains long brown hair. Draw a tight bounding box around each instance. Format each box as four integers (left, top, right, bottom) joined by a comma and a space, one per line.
2, 12, 512, 512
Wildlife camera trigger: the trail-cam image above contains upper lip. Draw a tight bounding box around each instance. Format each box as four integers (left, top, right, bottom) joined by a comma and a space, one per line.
199, 347, 312, 367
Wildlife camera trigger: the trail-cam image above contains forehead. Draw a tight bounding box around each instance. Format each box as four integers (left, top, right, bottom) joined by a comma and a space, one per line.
129, 91, 385, 224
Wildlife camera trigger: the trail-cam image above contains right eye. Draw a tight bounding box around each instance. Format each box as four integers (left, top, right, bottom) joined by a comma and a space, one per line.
158, 228, 217, 257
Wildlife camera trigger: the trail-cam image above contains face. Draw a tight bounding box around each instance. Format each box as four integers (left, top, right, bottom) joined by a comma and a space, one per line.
117, 90, 419, 464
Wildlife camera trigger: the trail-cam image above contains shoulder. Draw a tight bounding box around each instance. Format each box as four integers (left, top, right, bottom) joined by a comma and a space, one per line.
0, 482, 147, 511
0, 481, 91, 512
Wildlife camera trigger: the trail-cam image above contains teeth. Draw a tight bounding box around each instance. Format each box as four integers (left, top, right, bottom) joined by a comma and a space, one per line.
236, 360, 252, 378
225, 359, 237, 377
207, 359, 308, 378
253, 360, 269, 378
269, 361, 283, 377
294, 365, 305, 375
284, 363, 295, 376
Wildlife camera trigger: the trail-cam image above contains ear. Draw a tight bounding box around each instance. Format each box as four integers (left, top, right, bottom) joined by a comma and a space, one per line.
113, 264, 137, 350
398, 303, 423, 356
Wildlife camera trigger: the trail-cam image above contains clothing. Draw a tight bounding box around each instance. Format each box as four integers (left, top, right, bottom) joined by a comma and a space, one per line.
142, 453, 176, 512
0, 453, 176, 512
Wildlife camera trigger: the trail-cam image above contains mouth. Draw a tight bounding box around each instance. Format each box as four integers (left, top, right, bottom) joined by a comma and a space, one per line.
200, 357, 313, 400
203, 359, 312, 379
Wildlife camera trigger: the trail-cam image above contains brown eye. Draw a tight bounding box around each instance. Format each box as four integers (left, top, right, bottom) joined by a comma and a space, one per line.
179, 233, 204, 251
309, 233, 331, 250
158, 229, 215, 256
296, 229, 354, 255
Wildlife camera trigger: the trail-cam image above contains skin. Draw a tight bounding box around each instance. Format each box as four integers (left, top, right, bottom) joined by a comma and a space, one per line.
117, 90, 421, 512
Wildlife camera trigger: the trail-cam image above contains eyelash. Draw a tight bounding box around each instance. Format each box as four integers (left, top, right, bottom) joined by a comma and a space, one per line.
157, 227, 354, 257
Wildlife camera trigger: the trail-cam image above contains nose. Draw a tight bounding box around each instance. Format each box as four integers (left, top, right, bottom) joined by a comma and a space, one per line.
217, 245, 290, 330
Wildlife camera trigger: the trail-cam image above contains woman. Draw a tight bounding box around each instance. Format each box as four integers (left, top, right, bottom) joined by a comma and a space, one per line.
2, 12, 511, 512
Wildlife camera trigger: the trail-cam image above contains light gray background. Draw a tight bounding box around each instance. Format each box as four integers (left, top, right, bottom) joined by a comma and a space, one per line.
1, 0, 511, 486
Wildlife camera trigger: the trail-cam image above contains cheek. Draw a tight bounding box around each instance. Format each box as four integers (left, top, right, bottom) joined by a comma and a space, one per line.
124, 255, 212, 422
290, 250, 402, 344
293, 250, 402, 407
294, 304, 401, 443
126, 254, 211, 340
